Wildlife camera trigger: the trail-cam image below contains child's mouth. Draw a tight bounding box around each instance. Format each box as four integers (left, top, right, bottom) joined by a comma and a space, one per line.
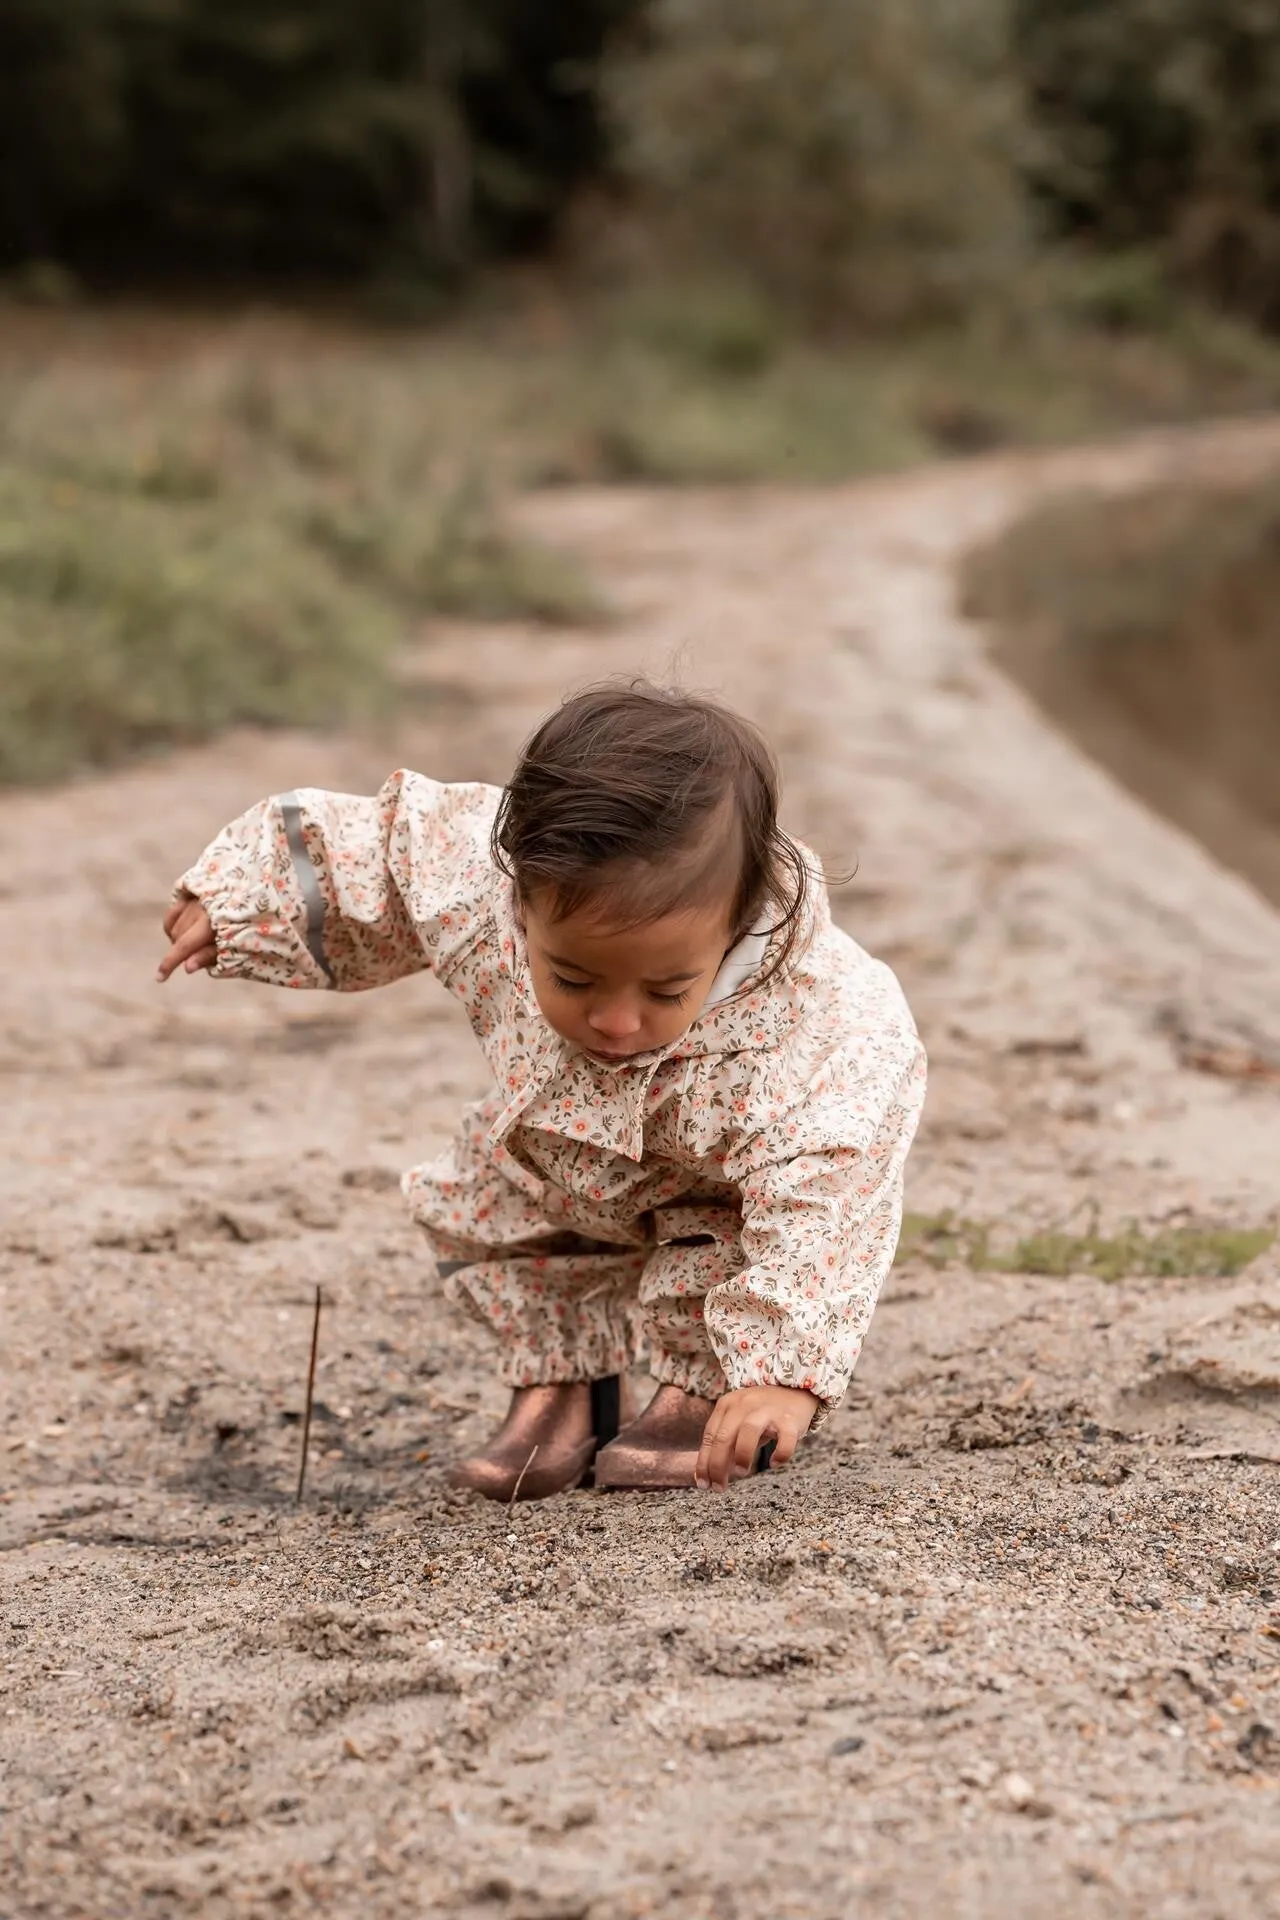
585, 1043, 644, 1062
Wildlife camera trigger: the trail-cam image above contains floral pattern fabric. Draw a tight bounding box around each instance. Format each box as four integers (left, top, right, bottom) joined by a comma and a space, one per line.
178, 771, 927, 1408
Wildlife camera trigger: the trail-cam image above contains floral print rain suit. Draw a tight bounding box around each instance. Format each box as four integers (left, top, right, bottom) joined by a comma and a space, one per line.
178, 772, 926, 1409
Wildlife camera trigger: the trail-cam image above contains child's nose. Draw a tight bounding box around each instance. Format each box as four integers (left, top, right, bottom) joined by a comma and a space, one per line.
587, 998, 643, 1039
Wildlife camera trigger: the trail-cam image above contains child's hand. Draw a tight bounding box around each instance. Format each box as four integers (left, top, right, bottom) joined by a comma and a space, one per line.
695, 1384, 819, 1490
157, 896, 217, 982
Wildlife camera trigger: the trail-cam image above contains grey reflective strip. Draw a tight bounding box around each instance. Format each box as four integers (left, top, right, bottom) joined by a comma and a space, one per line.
279, 792, 335, 983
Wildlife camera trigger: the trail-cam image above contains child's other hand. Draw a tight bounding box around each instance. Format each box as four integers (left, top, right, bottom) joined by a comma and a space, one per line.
157, 896, 216, 982
695, 1384, 819, 1490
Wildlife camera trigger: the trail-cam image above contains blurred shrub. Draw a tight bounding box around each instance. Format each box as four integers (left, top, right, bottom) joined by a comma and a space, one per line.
0, 473, 396, 783
0, 351, 595, 784
604, 278, 784, 379
0, 0, 640, 279
605, 0, 1032, 329
1016, 0, 1280, 327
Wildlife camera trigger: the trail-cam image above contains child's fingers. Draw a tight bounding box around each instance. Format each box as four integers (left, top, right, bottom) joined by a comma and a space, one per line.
731, 1414, 774, 1480
769, 1419, 803, 1467
184, 945, 218, 973
156, 918, 214, 982
694, 1405, 734, 1490
164, 895, 206, 943
701, 1409, 769, 1490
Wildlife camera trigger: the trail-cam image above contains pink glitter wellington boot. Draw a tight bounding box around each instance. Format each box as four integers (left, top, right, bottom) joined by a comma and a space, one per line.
592, 1384, 775, 1491
447, 1376, 635, 1502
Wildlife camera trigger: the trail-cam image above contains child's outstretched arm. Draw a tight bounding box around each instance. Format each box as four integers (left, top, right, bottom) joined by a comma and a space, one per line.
157, 771, 494, 994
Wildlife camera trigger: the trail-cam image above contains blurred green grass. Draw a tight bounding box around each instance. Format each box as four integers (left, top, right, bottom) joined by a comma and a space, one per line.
0, 334, 599, 783
6, 283, 1280, 784
897, 1210, 1274, 1281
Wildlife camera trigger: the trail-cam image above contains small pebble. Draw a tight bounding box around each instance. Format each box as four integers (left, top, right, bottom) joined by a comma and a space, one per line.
1001, 1772, 1052, 1818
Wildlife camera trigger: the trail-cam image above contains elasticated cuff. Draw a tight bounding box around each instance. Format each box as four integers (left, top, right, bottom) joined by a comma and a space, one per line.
441, 1264, 647, 1387
652, 1350, 728, 1399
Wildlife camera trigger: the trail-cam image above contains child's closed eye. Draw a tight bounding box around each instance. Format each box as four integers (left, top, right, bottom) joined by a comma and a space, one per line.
549, 971, 690, 1008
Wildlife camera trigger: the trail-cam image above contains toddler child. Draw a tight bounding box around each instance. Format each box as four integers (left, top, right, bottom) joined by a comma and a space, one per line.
158, 683, 926, 1496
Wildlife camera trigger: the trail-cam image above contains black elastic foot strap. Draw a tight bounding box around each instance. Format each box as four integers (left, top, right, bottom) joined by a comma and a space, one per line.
590, 1375, 622, 1447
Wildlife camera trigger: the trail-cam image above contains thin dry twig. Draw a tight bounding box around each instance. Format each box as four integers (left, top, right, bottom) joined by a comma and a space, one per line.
508, 1445, 539, 1509
296, 1285, 322, 1503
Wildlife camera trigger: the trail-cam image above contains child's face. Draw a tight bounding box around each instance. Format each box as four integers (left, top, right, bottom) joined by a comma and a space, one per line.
521, 894, 736, 1062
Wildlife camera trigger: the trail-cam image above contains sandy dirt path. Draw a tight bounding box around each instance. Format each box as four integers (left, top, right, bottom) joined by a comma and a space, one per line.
4, 421, 1280, 1919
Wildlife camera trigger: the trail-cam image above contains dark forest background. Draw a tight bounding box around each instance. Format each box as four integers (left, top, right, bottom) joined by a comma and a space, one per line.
5, 0, 1280, 331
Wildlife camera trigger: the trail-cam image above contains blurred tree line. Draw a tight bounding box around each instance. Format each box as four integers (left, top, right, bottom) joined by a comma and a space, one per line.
0, 0, 639, 278
1015, 0, 1280, 329
3, 0, 1280, 328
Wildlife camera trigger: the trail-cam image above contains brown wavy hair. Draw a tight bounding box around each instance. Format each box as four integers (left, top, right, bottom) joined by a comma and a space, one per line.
492, 682, 813, 985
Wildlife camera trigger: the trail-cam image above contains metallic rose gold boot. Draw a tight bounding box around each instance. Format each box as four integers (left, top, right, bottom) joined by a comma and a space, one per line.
593, 1384, 775, 1492
447, 1377, 631, 1503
